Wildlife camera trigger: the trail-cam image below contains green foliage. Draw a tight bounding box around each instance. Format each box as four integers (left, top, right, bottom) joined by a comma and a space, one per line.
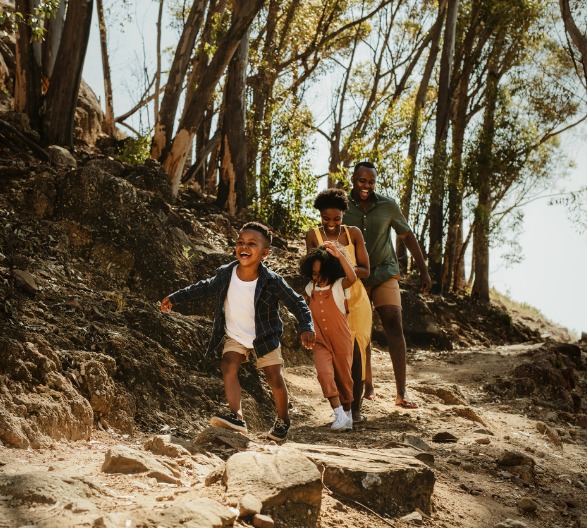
116, 135, 151, 165
0, 0, 60, 40
250, 96, 317, 237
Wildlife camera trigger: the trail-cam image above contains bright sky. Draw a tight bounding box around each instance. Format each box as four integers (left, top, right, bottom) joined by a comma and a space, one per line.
82, 3, 587, 337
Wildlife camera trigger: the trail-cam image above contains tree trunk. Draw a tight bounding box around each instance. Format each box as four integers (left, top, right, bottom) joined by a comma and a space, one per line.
14, 0, 42, 131
96, 0, 116, 137
559, 0, 587, 85
41, 0, 66, 86
42, 0, 94, 146
217, 8, 250, 214
164, 0, 264, 196
397, 0, 446, 272
472, 36, 503, 302
151, 0, 208, 161
246, 0, 279, 202
428, 0, 458, 295
154, 0, 165, 127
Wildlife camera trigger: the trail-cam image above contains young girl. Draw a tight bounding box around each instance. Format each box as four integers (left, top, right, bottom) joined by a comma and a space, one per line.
300, 241, 357, 431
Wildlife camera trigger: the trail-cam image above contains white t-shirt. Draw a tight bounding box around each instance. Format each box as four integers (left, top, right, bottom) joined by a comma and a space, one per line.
305, 278, 350, 314
225, 267, 257, 348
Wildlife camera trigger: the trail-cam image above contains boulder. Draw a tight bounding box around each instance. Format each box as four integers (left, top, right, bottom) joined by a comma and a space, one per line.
291, 443, 435, 517
223, 447, 322, 527
102, 445, 181, 484
139, 498, 237, 528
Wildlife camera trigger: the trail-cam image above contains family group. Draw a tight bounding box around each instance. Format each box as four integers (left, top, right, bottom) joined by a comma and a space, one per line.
160, 162, 432, 442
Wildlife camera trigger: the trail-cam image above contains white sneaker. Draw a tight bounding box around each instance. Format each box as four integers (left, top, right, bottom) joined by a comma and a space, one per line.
331, 406, 352, 431
344, 410, 353, 431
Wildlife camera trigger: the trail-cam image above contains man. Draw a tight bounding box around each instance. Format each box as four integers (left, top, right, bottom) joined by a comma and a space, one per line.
343, 161, 431, 408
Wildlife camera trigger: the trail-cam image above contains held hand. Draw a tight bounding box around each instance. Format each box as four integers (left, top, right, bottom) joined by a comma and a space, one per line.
160, 297, 173, 313
420, 272, 432, 294
301, 331, 316, 350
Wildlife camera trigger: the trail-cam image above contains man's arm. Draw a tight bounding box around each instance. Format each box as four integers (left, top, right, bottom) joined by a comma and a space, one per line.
398, 231, 432, 292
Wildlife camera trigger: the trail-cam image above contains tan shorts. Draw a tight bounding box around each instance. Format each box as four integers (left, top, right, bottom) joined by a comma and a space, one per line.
365, 277, 402, 309
222, 337, 283, 369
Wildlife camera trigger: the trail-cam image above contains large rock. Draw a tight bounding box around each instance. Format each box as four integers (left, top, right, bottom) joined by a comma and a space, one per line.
291, 442, 435, 517
102, 445, 181, 484
138, 498, 237, 528
223, 447, 322, 527
0, 339, 93, 448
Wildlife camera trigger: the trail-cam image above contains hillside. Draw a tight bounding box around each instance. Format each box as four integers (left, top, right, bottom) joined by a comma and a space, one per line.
1, 115, 586, 528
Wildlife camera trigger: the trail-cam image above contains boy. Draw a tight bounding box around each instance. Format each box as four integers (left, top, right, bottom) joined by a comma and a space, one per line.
161, 222, 315, 441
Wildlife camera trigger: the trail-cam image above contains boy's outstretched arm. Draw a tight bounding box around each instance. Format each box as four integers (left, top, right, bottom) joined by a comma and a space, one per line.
274, 275, 315, 341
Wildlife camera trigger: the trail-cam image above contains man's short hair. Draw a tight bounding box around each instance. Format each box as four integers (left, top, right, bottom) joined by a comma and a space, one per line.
241, 221, 272, 246
353, 161, 377, 175
313, 188, 349, 212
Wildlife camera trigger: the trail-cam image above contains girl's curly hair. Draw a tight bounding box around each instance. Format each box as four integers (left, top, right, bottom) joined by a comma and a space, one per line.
300, 246, 345, 285
313, 188, 349, 212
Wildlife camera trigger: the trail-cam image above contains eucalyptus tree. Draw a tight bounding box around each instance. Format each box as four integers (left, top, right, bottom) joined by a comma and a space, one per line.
8, 0, 93, 145
428, 0, 458, 294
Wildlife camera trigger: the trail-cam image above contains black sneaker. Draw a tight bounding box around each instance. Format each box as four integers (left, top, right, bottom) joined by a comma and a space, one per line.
267, 418, 290, 442
210, 412, 248, 434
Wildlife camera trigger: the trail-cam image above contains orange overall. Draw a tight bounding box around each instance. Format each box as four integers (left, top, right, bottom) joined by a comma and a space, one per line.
308, 283, 354, 404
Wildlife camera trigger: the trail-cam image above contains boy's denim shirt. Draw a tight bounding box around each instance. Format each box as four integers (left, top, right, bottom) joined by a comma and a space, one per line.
168, 261, 314, 357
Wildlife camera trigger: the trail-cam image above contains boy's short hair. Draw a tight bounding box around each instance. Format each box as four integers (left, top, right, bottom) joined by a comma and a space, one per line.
300, 246, 346, 284
353, 161, 377, 175
241, 221, 272, 246
313, 188, 349, 212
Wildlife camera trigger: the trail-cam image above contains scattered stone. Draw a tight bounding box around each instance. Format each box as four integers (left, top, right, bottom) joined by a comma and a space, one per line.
452, 406, 487, 426
494, 519, 528, 528
475, 437, 491, 445
414, 381, 468, 405
140, 498, 237, 528
518, 497, 538, 513
401, 433, 431, 451
253, 513, 275, 528
497, 450, 535, 484
432, 431, 458, 443
144, 435, 193, 458
400, 511, 423, 525
101, 445, 181, 484
12, 269, 38, 294
576, 414, 587, 429
474, 428, 494, 436
65, 498, 97, 513
205, 466, 225, 486
333, 499, 346, 512
195, 426, 251, 451
46, 145, 77, 169
224, 447, 322, 527
536, 421, 563, 449
239, 493, 263, 517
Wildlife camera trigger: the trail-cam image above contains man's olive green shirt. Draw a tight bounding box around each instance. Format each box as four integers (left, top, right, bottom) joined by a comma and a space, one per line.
343, 191, 411, 287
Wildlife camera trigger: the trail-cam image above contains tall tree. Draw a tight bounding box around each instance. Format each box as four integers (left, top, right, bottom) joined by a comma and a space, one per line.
13, 0, 93, 145
151, 0, 207, 161
559, 0, 587, 87
397, 0, 446, 272
216, 1, 251, 214
428, 0, 458, 294
163, 0, 264, 196
96, 0, 116, 137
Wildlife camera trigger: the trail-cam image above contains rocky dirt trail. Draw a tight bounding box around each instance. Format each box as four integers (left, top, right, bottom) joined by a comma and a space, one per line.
1, 338, 586, 528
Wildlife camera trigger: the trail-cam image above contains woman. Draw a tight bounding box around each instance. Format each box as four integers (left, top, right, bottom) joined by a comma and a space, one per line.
305, 188, 372, 421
